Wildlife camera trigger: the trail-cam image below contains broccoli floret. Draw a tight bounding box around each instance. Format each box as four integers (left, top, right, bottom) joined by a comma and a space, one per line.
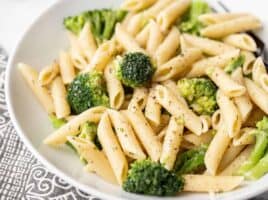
67, 71, 109, 114
49, 114, 66, 129
64, 9, 127, 43
179, 0, 211, 35
123, 159, 184, 196
237, 117, 268, 179
116, 52, 155, 88
79, 122, 102, 150
177, 78, 218, 115
174, 146, 207, 175
224, 55, 245, 74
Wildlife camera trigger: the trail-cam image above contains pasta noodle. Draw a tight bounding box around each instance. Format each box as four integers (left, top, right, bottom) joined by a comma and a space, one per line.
183, 130, 214, 146
233, 128, 255, 146
216, 90, 242, 138
128, 87, 148, 110
135, 24, 150, 47
51, 76, 71, 119
201, 15, 262, 39
146, 20, 164, 56
78, 22, 97, 62
123, 107, 162, 162
205, 125, 231, 175
108, 109, 146, 160
97, 113, 128, 185
241, 50, 256, 75
183, 33, 236, 56
121, 0, 157, 12
18, 63, 55, 114
104, 64, 125, 109
44, 106, 106, 145
183, 175, 244, 192
186, 50, 240, 78
223, 33, 257, 52
160, 116, 184, 170
206, 66, 246, 97
59, 51, 76, 84
154, 85, 205, 135
198, 13, 249, 25
211, 109, 222, 130
154, 27, 180, 66
145, 87, 161, 127
157, 0, 191, 31
38, 61, 59, 86
245, 78, 268, 114
143, 0, 175, 19
67, 136, 117, 184
231, 68, 253, 122
153, 48, 202, 82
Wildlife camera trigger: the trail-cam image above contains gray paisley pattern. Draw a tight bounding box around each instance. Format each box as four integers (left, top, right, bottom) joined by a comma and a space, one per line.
0, 47, 100, 200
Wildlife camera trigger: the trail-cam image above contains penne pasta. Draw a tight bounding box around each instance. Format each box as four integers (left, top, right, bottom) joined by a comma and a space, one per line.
252, 57, 267, 87
84, 40, 116, 72
183, 175, 244, 192
153, 48, 202, 82
97, 113, 128, 185
59, 51, 76, 84
135, 23, 150, 47
211, 109, 222, 130
183, 33, 236, 56
154, 85, 205, 135
115, 24, 145, 53
205, 125, 231, 175
186, 50, 240, 78
143, 0, 175, 19
160, 116, 184, 170
198, 13, 249, 25
51, 76, 71, 119
183, 130, 214, 146
217, 90, 242, 138
241, 50, 256, 75
67, 136, 117, 184
123, 106, 162, 162
121, 0, 157, 12
219, 145, 246, 171
220, 145, 253, 176
206, 66, 246, 97
146, 20, 164, 56
126, 13, 146, 36
44, 106, 106, 145
201, 15, 262, 39
128, 87, 148, 110
104, 64, 125, 109
145, 87, 161, 127
154, 27, 180, 66
108, 109, 146, 160
231, 68, 253, 122
78, 22, 97, 62
157, 0, 191, 31
18, 63, 55, 114
245, 78, 268, 114
38, 61, 59, 86
223, 33, 257, 52
68, 32, 88, 70
233, 127, 255, 146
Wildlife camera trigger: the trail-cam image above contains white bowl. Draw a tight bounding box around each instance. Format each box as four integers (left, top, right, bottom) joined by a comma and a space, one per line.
5, 0, 268, 199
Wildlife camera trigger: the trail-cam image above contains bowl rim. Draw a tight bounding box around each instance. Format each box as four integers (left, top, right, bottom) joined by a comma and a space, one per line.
4, 0, 268, 199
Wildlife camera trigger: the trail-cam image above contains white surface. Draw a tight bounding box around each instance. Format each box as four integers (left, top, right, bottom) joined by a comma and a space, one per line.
2, 0, 268, 200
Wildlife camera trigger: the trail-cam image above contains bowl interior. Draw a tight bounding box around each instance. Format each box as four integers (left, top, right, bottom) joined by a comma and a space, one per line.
6, 0, 268, 199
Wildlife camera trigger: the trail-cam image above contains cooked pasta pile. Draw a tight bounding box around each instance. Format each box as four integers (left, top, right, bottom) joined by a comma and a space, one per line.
18, 0, 268, 196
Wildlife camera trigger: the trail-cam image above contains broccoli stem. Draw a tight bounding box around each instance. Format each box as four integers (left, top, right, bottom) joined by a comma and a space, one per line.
49, 114, 66, 129
245, 151, 268, 180
237, 131, 268, 175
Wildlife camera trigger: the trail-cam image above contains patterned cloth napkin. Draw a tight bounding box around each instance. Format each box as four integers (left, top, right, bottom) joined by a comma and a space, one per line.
0, 47, 99, 200
0, 46, 266, 200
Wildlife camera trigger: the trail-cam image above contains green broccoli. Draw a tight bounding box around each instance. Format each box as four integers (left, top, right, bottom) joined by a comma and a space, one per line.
179, 0, 211, 35
224, 55, 245, 74
174, 146, 207, 175
177, 78, 218, 115
67, 71, 109, 114
49, 114, 66, 129
237, 117, 268, 179
123, 159, 184, 196
64, 9, 127, 43
115, 52, 155, 88
79, 122, 102, 150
